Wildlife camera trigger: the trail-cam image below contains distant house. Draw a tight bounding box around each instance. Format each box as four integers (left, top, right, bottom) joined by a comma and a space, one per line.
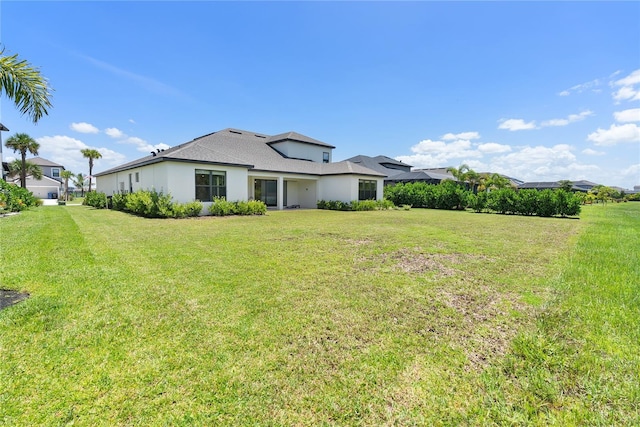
95, 128, 386, 209
8, 157, 66, 199
386, 168, 455, 185
518, 180, 599, 192
343, 156, 458, 185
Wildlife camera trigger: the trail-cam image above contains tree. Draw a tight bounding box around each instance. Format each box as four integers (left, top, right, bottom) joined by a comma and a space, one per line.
558, 180, 574, 192
73, 173, 86, 197
446, 164, 471, 183
5, 132, 39, 188
81, 149, 102, 192
61, 170, 73, 201
7, 159, 42, 181
0, 47, 53, 123
479, 173, 511, 192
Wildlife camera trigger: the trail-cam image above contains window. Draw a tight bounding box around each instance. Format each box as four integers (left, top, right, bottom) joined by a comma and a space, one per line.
135, 172, 139, 183
51, 168, 60, 178
358, 179, 377, 201
128, 174, 133, 193
195, 169, 226, 201
323, 152, 330, 163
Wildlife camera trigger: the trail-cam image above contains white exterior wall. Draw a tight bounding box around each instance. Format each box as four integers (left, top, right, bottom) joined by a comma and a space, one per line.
96, 161, 248, 203
269, 141, 331, 163
23, 176, 62, 199
165, 162, 248, 203
318, 175, 384, 202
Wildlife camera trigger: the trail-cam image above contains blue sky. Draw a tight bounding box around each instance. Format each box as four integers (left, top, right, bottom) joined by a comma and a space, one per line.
1, 1, 639, 189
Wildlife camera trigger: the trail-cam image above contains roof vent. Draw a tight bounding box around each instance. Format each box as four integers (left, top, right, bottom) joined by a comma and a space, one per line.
229, 130, 242, 135
151, 152, 156, 157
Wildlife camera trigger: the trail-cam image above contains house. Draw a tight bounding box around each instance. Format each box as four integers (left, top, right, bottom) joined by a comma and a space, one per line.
518, 180, 599, 192
95, 128, 386, 209
7, 157, 66, 199
344, 156, 461, 185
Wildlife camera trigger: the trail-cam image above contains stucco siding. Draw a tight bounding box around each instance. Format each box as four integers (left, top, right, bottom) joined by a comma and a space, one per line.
269, 141, 330, 163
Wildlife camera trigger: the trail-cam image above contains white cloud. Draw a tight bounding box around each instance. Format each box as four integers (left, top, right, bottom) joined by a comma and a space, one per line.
477, 142, 511, 154
620, 164, 640, 180
105, 127, 125, 138
541, 110, 593, 127
487, 144, 602, 183
35, 135, 127, 174
558, 78, 601, 96
612, 69, 640, 103
70, 122, 99, 134
396, 137, 481, 167
614, 108, 640, 123
582, 148, 605, 156
587, 123, 640, 146
498, 118, 536, 131
442, 131, 480, 141
128, 119, 136, 124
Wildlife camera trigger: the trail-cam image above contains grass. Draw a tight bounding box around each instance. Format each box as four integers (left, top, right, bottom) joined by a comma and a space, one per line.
0, 203, 637, 425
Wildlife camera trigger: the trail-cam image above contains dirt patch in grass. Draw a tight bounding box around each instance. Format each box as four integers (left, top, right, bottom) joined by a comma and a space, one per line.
437, 284, 530, 369
358, 247, 493, 279
0, 289, 30, 310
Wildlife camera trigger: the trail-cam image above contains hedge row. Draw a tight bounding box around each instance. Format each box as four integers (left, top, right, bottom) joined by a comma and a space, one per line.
468, 188, 581, 217
0, 179, 40, 212
383, 180, 467, 210
384, 182, 582, 217
208, 197, 267, 216
85, 190, 202, 218
317, 199, 395, 211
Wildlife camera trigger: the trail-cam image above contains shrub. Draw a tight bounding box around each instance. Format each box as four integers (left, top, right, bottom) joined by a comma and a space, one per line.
515, 189, 538, 216
83, 191, 108, 209
467, 192, 488, 213
246, 200, 267, 215
208, 198, 266, 216
209, 197, 236, 216
182, 201, 204, 217
536, 189, 556, 217
351, 200, 377, 211
0, 179, 38, 212
111, 193, 128, 211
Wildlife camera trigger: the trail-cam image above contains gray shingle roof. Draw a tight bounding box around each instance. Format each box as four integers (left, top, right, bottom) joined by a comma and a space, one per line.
344, 155, 412, 177
28, 157, 65, 168
267, 131, 335, 148
96, 128, 383, 177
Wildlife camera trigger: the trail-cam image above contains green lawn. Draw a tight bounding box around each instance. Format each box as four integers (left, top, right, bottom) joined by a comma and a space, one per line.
1, 204, 638, 425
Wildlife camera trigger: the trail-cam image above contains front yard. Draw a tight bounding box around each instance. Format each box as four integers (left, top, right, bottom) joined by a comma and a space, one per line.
0, 204, 637, 425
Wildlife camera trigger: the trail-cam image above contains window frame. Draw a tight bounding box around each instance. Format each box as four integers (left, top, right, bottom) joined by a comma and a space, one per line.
51, 167, 61, 178
195, 169, 226, 201
358, 179, 377, 201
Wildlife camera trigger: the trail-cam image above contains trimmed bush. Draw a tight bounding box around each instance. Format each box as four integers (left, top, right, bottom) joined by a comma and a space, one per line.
83, 191, 108, 209
0, 179, 38, 212
110, 190, 202, 218
208, 197, 267, 216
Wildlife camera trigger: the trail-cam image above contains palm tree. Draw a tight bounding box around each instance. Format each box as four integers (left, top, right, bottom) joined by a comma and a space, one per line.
7, 159, 42, 182
0, 47, 53, 123
61, 170, 73, 201
73, 173, 86, 197
81, 148, 102, 192
5, 133, 39, 188
446, 164, 477, 191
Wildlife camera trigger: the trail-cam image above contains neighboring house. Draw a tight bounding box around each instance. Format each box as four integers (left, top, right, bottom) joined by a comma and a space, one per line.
518, 180, 599, 192
385, 168, 455, 185
344, 156, 460, 185
95, 128, 386, 209
29, 157, 66, 181
18, 174, 63, 199
8, 157, 66, 198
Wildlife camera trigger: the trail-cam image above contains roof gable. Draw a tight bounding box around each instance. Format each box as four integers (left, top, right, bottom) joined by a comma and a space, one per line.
266, 131, 335, 148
